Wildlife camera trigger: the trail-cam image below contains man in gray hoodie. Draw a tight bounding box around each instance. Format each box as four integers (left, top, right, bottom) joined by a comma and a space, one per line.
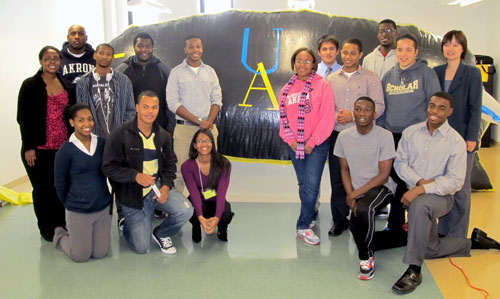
373, 33, 441, 250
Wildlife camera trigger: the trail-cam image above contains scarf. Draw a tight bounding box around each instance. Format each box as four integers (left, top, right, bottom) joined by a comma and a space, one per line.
279, 72, 315, 159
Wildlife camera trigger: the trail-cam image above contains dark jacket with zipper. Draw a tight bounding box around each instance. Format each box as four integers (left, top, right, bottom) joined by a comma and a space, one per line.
102, 117, 177, 209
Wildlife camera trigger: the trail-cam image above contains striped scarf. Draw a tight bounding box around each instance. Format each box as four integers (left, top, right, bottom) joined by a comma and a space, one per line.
279, 72, 315, 159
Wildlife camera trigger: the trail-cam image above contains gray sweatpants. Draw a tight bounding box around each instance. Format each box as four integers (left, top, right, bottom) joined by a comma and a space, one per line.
53, 206, 112, 262
403, 194, 471, 266
438, 151, 474, 238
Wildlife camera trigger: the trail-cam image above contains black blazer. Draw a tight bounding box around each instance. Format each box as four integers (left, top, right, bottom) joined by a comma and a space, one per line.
17, 70, 76, 151
434, 62, 482, 147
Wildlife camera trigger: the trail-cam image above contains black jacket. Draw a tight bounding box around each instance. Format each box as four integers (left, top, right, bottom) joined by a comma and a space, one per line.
115, 55, 176, 133
17, 70, 76, 151
102, 117, 177, 209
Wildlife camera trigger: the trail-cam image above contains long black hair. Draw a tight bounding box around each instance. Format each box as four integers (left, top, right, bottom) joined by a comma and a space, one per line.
189, 128, 231, 189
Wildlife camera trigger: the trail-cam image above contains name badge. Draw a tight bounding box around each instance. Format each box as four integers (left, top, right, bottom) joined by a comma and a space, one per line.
203, 189, 216, 199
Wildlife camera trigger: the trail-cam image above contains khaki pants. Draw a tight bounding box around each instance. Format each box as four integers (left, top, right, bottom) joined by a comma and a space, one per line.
173, 123, 218, 194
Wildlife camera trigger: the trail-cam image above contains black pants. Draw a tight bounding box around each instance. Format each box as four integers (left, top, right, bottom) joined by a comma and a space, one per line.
350, 186, 393, 260
189, 200, 234, 232
22, 148, 66, 235
328, 130, 349, 226
369, 133, 408, 251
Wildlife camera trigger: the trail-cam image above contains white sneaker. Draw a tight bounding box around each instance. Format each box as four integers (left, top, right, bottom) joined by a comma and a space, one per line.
152, 233, 177, 254
296, 229, 320, 245
359, 256, 375, 280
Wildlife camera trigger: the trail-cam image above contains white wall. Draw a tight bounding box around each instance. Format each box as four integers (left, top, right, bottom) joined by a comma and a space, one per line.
1, 0, 499, 184
0, 0, 105, 185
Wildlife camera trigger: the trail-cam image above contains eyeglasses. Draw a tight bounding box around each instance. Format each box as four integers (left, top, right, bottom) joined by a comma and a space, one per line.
379, 28, 395, 34
195, 139, 212, 144
43, 57, 61, 62
296, 59, 312, 65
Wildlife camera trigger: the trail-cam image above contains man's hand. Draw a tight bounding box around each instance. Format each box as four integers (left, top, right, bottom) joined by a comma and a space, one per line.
24, 149, 36, 167
200, 119, 213, 129
416, 178, 435, 186
337, 109, 353, 125
466, 141, 476, 153
135, 173, 156, 187
155, 185, 170, 204
401, 186, 425, 207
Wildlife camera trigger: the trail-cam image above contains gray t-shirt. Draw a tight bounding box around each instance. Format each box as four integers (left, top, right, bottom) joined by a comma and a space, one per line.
334, 125, 397, 193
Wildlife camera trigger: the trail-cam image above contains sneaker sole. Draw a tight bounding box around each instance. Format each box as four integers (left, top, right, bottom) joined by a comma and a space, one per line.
296, 235, 320, 245
359, 272, 374, 280
152, 234, 177, 255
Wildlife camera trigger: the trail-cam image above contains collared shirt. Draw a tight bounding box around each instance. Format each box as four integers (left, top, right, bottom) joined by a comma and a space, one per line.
395, 120, 466, 196
317, 61, 342, 79
362, 46, 397, 80
69, 132, 98, 156
166, 59, 222, 120
326, 65, 384, 132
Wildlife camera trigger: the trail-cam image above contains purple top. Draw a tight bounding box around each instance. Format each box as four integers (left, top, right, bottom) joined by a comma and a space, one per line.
181, 158, 231, 219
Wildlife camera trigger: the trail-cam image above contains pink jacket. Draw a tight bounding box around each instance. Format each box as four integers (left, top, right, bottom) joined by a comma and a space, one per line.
279, 73, 335, 148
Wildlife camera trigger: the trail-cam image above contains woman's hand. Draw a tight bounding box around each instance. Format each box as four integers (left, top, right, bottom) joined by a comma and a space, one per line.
305, 143, 313, 155
290, 141, 297, 152
206, 217, 219, 234
466, 141, 476, 153
24, 149, 36, 167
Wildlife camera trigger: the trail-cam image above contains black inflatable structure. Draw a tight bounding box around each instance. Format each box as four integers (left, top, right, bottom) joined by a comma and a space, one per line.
110, 10, 476, 161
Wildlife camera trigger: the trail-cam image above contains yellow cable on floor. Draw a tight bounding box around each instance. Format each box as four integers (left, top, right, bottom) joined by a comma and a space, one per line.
0, 186, 32, 205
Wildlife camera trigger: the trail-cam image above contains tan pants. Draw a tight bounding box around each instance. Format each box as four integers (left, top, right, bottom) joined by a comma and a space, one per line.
173, 123, 218, 194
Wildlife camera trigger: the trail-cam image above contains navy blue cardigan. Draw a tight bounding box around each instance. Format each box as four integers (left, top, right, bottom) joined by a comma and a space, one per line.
54, 137, 111, 213
434, 62, 482, 149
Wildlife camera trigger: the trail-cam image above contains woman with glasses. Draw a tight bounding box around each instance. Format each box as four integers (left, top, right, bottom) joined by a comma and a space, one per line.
17, 46, 76, 241
279, 47, 335, 245
433, 30, 483, 238
181, 128, 233, 243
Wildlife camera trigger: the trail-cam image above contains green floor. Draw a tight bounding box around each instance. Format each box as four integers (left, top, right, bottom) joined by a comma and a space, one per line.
0, 202, 442, 299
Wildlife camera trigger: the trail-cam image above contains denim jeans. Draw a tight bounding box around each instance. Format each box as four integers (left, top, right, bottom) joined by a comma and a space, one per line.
121, 183, 193, 254
288, 139, 329, 230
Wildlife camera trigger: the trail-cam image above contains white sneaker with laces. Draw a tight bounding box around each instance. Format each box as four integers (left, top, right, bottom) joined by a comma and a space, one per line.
296, 229, 320, 245
359, 256, 375, 280
152, 233, 177, 254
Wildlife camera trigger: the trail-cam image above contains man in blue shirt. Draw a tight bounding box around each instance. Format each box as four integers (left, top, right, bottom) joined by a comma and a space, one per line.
316, 34, 342, 79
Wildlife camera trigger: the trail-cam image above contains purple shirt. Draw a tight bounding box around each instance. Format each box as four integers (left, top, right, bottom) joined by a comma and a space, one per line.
181, 158, 230, 219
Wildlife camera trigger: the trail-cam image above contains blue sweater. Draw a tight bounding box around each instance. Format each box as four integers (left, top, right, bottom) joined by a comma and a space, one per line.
54, 137, 111, 213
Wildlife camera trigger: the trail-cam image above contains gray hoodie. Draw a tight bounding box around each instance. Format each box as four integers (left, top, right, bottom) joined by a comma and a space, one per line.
379, 58, 441, 133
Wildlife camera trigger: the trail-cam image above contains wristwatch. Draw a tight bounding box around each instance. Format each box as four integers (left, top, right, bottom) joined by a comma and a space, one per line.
197, 118, 202, 125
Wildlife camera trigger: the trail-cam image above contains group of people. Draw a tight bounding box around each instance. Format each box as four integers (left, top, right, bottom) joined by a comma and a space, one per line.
16, 19, 500, 294
17, 25, 232, 262
279, 19, 500, 294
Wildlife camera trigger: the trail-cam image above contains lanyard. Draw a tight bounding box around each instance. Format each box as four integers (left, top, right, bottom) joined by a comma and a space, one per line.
196, 158, 205, 193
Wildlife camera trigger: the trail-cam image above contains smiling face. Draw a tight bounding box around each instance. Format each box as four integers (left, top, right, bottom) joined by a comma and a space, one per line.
69, 108, 94, 140
136, 95, 159, 127
341, 43, 363, 73
184, 37, 203, 67
353, 99, 376, 131
318, 41, 339, 66
377, 23, 397, 48
134, 37, 153, 64
427, 95, 453, 130
442, 36, 464, 63
294, 51, 314, 81
193, 132, 213, 157
40, 49, 61, 75
67, 25, 87, 53
396, 38, 418, 70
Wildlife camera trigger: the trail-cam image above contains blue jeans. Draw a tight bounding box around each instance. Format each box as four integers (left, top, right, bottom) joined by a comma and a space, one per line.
288, 139, 329, 230
121, 184, 193, 254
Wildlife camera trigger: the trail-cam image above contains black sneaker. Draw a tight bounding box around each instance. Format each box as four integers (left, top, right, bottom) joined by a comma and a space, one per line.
154, 209, 165, 219
152, 233, 177, 254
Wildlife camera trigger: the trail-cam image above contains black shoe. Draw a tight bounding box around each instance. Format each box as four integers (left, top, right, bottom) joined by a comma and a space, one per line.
154, 209, 165, 219
41, 231, 54, 242
471, 228, 500, 250
217, 230, 228, 242
392, 268, 422, 294
192, 225, 202, 243
329, 223, 348, 236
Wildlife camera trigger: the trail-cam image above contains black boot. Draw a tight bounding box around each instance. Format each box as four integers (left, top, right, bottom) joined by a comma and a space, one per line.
192, 224, 202, 243
471, 228, 500, 250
